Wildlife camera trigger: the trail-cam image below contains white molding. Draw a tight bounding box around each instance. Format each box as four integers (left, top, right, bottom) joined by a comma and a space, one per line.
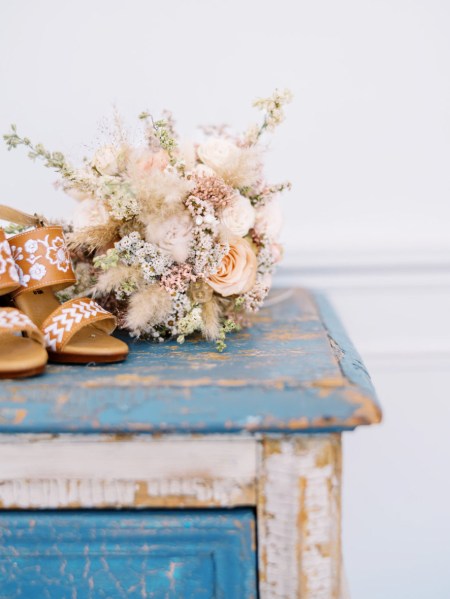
282, 248, 450, 269
276, 248, 450, 290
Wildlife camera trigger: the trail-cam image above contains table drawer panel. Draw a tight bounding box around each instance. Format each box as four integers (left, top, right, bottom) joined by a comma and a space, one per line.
0, 509, 257, 599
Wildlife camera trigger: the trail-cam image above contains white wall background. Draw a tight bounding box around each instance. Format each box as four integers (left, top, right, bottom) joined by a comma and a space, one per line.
1, 2, 450, 598
1, 0, 449, 261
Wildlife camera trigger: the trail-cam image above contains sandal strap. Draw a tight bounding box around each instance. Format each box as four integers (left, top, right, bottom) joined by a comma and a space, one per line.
0, 204, 48, 228
0, 308, 44, 346
41, 297, 116, 352
0, 230, 20, 295
8, 226, 76, 297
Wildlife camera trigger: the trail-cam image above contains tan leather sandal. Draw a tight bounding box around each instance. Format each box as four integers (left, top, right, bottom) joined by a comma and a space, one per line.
0, 206, 129, 364
0, 228, 48, 378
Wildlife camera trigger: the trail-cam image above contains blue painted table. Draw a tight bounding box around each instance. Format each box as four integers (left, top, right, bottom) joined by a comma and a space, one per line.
0, 289, 381, 598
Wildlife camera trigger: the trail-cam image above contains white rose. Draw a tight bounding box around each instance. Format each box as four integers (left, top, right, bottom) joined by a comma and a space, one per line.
191, 164, 216, 178
197, 139, 241, 173
72, 199, 109, 230
145, 211, 193, 263
254, 198, 283, 239
91, 145, 119, 175
220, 194, 255, 237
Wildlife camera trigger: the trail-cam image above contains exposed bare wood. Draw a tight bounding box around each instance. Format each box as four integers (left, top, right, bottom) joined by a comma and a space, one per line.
257, 435, 342, 599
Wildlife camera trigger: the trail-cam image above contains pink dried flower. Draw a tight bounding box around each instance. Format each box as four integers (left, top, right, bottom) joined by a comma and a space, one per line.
190, 174, 235, 209
160, 263, 196, 295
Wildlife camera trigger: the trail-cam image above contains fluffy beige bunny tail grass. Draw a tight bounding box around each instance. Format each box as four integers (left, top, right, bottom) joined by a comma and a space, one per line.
67, 222, 121, 253
219, 147, 262, 188
201, 297, 222, 341
94, 265, 140, 296
125, 285, 173, 334
134, 170, 194, 221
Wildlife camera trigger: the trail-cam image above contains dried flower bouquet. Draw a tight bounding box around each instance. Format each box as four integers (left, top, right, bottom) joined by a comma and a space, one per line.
4, 90, 292, 350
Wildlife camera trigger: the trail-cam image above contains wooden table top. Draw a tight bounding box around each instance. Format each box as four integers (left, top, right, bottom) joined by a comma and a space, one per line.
0, 288, 381, 434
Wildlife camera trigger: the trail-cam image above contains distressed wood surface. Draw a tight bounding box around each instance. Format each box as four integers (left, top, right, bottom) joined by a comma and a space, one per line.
257, 435, 342, 599
0, 434, 257, 509
0, 509, 257, 598
0, 289, 381, 434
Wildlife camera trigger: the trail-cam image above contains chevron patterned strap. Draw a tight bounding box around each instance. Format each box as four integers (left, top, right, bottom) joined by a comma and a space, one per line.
41, 297, 116, 352
0, 308, 44, 346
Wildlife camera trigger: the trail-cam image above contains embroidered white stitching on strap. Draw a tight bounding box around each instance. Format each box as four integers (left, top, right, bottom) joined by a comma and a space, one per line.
42, 299, 110, 352
0, 309, 39, 333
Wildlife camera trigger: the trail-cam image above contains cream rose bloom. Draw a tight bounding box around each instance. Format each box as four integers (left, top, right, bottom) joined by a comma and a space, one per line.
91, 145, 119, 175
220, 193, 255, 237
145, 211, 193, 263
208, 238, 257, 297
254, 198, 283, 239
197, 139, 241, 173
72, 199, 109, 230
191, 164, 216, 178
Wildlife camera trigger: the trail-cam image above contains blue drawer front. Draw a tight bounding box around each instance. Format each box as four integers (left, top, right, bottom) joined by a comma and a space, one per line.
0, 510, 257, 598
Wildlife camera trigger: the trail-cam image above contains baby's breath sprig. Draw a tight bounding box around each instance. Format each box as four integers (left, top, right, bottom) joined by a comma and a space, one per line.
3, 125, 100, 200
4, 124, 76, 180
153, 119, 176, 156
139, 110, 180, 169
216, 318, 240, 352
246, 181, 292, 207
176, 306, 203, 344
93, 248, 120, 271
246, 89, 293, 145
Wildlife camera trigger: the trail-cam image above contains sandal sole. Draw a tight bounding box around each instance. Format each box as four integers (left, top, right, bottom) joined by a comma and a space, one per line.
47, 352, 129, 365
0, 365, 46, 380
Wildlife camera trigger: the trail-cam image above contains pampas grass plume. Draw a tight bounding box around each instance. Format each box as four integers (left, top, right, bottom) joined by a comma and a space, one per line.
201, 297, 222, 340
125, 285, 172, 334
94, 265, 139, 295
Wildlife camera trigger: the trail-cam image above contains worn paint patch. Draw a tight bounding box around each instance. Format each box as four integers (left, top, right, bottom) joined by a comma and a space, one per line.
0, 435, 257, 510
13, 410, 27, 425
257, 435, 342, 599
0, 289, 381, 435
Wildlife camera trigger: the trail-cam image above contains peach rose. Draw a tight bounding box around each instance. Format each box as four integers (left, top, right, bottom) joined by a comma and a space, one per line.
128, 148, 169, 179
208, 238, 257, 297
72, 199, 109, 230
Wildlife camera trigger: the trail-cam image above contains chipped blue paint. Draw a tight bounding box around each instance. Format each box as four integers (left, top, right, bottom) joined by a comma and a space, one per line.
313, 291, 376, 400
0, 289, 381, 434
0, 509, 257, 598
